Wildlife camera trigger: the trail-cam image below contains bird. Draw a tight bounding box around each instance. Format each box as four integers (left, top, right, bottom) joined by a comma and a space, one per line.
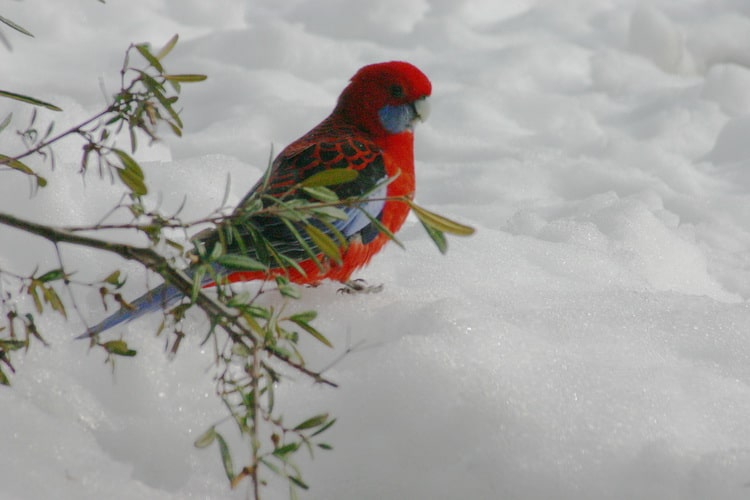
80, 61, 432, 338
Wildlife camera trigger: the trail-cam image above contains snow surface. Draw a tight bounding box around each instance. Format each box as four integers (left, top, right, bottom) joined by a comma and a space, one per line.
2, 0, 750, 499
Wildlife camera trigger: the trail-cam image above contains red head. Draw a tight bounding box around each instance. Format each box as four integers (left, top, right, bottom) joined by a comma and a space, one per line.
334, 61, 432, 138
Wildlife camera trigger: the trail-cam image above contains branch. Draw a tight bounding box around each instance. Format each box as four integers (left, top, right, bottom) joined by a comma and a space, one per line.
0, 211, 338, 387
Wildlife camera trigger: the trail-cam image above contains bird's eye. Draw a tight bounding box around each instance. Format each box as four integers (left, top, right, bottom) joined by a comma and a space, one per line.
389, 84, 404, 98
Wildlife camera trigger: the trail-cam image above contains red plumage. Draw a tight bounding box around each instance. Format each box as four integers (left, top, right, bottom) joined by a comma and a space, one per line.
224, 61, 432, 285
81, 61, 431, 337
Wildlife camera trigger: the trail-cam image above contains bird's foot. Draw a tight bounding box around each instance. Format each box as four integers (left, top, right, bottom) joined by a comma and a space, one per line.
337, 279, 384, 294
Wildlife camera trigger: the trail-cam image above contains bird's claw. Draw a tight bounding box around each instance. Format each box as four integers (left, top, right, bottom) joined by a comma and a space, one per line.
338, 279, 384, 294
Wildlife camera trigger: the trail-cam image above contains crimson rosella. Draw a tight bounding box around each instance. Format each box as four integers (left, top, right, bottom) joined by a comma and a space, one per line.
81, 61, 432, 337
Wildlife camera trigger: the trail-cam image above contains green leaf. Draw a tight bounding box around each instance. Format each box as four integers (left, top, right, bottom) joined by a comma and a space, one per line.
317, 443, 333, 450
280, 218, 324, 272
0, 90, 61, 111
288, 475, 309, 490
290, 317, 333, 348
0, 367, 9, 386
300, 169, 358, 188
163, 74, 208, 82
273, 442, 300, 457
191, 266, 206, 303
293, 413, 330, 431
302, 185, 339, 203
303, 224, 342, 266
103, 270, 124, 287
193, 426, 217, 448
407, 200, 476, 236
0, 15, 33, 37
419, 218, 448, 254
155, 34, 179, 60
101, 340, 137, 357
310, 417, 336, 437
216, 254, 268, 272
149, 83, 183, 128
1, 154, 34, 175
112, 149, 148, 196
215, 432, 235, 482
135, 43, 163, 73
289, 311, 317, 323
0, 113, 12, 134
275, 276, 301, 299
37, 269, 64, 283
311, 205, 349, 221
0, 339, 27, 352
357, 206, 404, 249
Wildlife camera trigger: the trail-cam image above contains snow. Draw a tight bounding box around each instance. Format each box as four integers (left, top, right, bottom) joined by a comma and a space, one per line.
2, 0, 750, 499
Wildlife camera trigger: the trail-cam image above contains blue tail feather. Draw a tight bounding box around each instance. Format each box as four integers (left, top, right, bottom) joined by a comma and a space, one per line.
77, 282, 185, 339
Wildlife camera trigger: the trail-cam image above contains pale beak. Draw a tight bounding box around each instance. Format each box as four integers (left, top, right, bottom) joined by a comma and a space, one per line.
412, 96, 431, 123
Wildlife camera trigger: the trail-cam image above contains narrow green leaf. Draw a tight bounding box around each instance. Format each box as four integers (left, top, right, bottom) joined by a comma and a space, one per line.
163, 74, 208, 82
275, 276, 301, 299
357, 206, 404, 249
310, 417, 336, 437
112, 148, 147, 196
293, 413, 329, 431
419, 218, 448, 254
0, 145, 49, 188
150, 84, 183, 128
302, 185, 339, 203
135, 43, 163, 72
303, 225, 342, 266
300, 168, 358, 188
0, 90, 61, 111
155, 34, 178, 60
317, 443, 333, 450
288, 475, 310, 490
37, 269, 64, 283
215, 432, 235, 482
273, 442, 300, 457
291, 318, 333, 348
0, 16, 33, 37
407, 200, 476, 236
29, 284, 42, 314
191, 266, 206, 303
167, 120, 182, 137
0, 367, 9, 386
311, 205, 349, 221
216, 254, 268, 272
280, 219, 324, 272
0, 154, 35, 176
193, 426, 217, 448
0, 113, 12, 134
289, 311, 317, 323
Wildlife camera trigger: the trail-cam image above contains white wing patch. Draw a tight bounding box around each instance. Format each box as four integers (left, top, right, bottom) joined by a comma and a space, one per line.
334, 179, 388, 238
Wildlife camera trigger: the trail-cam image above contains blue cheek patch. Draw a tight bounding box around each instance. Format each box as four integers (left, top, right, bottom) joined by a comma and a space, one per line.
378, 103, 416, 133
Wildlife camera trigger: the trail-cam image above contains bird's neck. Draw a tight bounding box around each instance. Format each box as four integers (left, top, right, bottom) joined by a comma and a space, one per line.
376, 131, 415, 199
